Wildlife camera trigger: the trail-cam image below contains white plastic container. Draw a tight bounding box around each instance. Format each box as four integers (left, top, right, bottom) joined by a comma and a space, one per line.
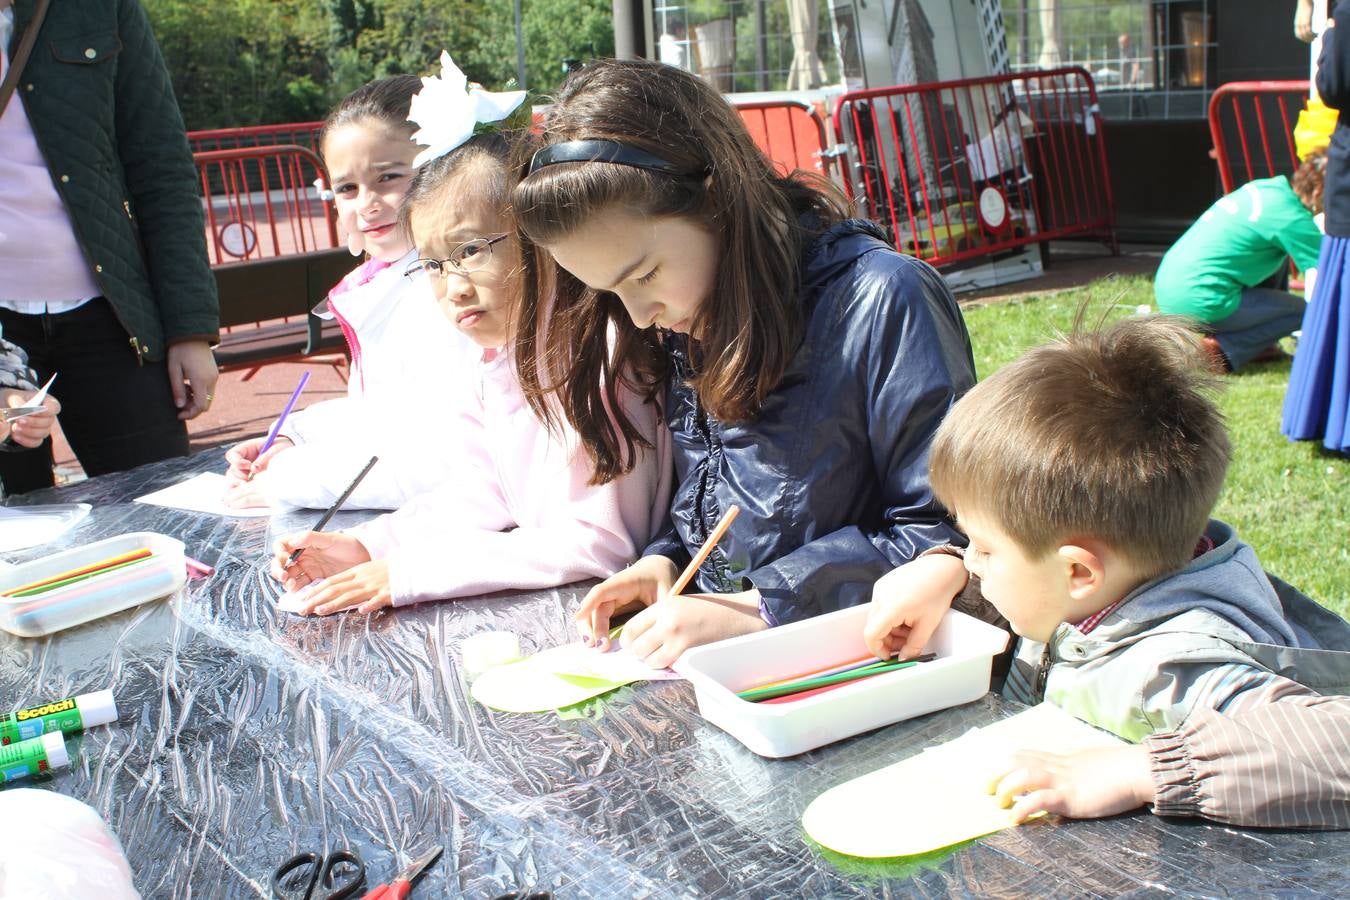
675, 605, 1010, 758
0, 532, 186, 638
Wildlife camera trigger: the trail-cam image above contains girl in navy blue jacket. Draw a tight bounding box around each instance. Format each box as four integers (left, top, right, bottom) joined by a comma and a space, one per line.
512, 59, 976, 666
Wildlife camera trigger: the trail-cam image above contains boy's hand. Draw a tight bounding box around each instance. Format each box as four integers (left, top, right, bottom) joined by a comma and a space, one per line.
620, 590, 767, 669
270, 530, 371, 591
863, 553, 967, 660
989, 745, 1155, 823
2, 392, 60, 448
296, 559, 393, 615
574, 555, 679, 650
224, 435, 293, 485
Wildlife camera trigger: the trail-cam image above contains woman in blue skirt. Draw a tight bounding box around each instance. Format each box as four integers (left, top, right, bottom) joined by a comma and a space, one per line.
1285, 0, 1350, 452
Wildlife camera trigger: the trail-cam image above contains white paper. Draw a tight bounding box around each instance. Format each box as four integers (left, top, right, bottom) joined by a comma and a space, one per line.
276, 584, 316, 613
0, 503, 91, 552
134, 473, 271, 518
546, 642, 683, 682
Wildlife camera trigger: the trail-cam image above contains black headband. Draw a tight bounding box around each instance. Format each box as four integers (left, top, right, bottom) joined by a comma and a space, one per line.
527, 139, 692, 177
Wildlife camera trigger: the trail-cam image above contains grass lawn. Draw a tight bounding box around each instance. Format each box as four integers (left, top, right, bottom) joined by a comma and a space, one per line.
960, 274, 1350, 618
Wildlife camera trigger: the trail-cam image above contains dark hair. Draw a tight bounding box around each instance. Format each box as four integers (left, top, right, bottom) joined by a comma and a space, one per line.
512, 58, 851, 483
1292, 147, 1328, 214
318, 75, 422, 157
399, 131, 518, 236
930, 316, 1232, 579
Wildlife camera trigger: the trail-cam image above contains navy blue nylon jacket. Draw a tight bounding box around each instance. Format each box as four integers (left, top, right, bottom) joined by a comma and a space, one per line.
643, 218, 976, 625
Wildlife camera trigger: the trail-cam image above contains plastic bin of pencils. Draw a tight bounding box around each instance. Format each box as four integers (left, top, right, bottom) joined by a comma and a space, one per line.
0, 532, 186, 638
674, 605, 1010, 758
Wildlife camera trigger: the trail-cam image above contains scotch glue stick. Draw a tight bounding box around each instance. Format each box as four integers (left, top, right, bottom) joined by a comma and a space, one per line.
0, 689, 119, 745
0, 733, 69, 785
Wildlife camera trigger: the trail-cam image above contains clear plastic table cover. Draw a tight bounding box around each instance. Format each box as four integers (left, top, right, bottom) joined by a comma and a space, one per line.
1, 452, 1346, 898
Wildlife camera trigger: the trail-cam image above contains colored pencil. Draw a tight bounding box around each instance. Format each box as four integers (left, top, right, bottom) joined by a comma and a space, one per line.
9, 555, 154, 598
737, 653, 938, 703
184, 556, 215, 578
4, 548, 152, 596
742, 654, 879, 693
669, 504, 740, 597
285, 455, 379, 568
257, 371, 310, 458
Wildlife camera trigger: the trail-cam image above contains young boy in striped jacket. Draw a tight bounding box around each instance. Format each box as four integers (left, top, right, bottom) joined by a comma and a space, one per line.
865, 315, 1350, 828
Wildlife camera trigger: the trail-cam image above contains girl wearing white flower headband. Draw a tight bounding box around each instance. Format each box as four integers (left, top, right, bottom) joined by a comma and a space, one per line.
270, 53, 672, 616
223, 76, 476, 512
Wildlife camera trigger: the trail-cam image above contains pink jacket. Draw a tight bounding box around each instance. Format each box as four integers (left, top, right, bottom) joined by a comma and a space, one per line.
348, 347, 673, 605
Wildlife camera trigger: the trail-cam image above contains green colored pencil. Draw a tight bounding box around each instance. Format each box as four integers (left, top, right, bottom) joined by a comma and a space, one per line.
9, 556, 153, 598
736, 652, 937, 702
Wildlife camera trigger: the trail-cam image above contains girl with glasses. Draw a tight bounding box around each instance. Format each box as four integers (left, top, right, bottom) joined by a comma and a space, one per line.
269, 55, 671, 616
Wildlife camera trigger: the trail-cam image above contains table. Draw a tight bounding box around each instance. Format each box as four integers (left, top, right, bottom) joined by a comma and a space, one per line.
2, 452, 1347, 898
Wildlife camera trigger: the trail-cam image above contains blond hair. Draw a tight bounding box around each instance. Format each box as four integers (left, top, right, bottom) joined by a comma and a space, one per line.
930, 316, 1231, 577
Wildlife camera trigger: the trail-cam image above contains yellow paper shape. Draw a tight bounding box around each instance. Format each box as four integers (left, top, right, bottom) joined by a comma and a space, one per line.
470, 644, 638, 713
802, 703, 1126, 858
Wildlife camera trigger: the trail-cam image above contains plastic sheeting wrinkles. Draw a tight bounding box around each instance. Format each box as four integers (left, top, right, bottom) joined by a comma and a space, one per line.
1, 452, 1347, 897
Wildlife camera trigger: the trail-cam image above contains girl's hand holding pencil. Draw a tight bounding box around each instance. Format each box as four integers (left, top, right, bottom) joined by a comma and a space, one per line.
578, 506, 766, 668
224, 435, 294, 486
270, 532, 392, 615
575, 555, 680, 651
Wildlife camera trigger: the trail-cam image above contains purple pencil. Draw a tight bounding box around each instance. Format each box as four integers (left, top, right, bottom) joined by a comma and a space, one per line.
258, 371, 311, 456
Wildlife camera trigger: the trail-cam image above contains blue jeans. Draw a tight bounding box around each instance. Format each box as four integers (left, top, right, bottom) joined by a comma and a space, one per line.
1213, 288, 1306, 370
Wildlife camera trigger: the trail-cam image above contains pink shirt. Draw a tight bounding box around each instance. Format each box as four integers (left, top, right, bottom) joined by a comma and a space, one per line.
349, 347, 673, 606
0, 9, 102, 308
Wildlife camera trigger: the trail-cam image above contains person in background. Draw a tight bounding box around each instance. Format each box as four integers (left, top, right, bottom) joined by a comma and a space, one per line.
0, 0, 218, 492
1285, 1, 1350, 453
1153, 150, 1325, 372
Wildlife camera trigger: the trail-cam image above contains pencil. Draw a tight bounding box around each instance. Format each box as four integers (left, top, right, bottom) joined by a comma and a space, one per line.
257, 370, 311, 460
4, 548, 152, 596
9, 555, 154, 598
284, 455, 379, 568
737, 652, 938, 702
668, 504, 740, 597
742, 653, 879, 693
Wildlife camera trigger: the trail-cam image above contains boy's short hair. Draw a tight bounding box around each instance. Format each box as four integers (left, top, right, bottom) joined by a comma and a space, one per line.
930, 316, 1232, 579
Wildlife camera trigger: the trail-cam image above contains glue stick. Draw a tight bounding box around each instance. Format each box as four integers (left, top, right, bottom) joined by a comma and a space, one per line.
0, 689, 118, 745
0, 733, 69, 785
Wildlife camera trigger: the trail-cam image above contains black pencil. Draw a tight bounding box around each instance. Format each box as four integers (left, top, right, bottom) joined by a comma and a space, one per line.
284, 455, 379, 568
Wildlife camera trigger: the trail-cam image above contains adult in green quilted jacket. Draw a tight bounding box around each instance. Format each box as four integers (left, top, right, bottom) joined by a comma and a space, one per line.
0, 0, 218, 492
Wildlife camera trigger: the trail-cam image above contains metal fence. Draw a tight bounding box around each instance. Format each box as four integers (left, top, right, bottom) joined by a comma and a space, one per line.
833, 66, 1116, 267
1207, 80, 1310, 194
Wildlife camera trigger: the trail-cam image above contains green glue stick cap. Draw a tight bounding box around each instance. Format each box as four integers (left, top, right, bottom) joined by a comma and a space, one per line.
41, 732, 69, 770
76, 690, 118, 729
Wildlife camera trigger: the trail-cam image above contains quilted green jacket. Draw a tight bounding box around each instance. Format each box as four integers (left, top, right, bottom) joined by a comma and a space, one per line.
8, 0, 218, 361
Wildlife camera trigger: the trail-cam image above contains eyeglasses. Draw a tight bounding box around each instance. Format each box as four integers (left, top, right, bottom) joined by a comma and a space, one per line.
404, 234, 510, 279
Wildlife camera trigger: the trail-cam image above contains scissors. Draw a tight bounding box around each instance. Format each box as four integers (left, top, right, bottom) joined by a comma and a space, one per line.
271, 849, 366, 900
361, 846, 442, 900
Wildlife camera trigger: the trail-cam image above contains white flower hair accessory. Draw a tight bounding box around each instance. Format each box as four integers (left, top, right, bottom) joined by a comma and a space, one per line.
408, 51, 528, 168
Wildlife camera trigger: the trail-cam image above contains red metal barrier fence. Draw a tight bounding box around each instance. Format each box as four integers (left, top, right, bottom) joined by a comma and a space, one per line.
833, 67, 1116, 268
194, 144, 338, 266
733, 98, 839, 183
188, 121, 325, 155
1207, 81, 1310, 195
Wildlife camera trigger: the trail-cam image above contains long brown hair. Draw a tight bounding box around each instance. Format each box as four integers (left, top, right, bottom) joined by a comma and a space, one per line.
512, 59, 851, 483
